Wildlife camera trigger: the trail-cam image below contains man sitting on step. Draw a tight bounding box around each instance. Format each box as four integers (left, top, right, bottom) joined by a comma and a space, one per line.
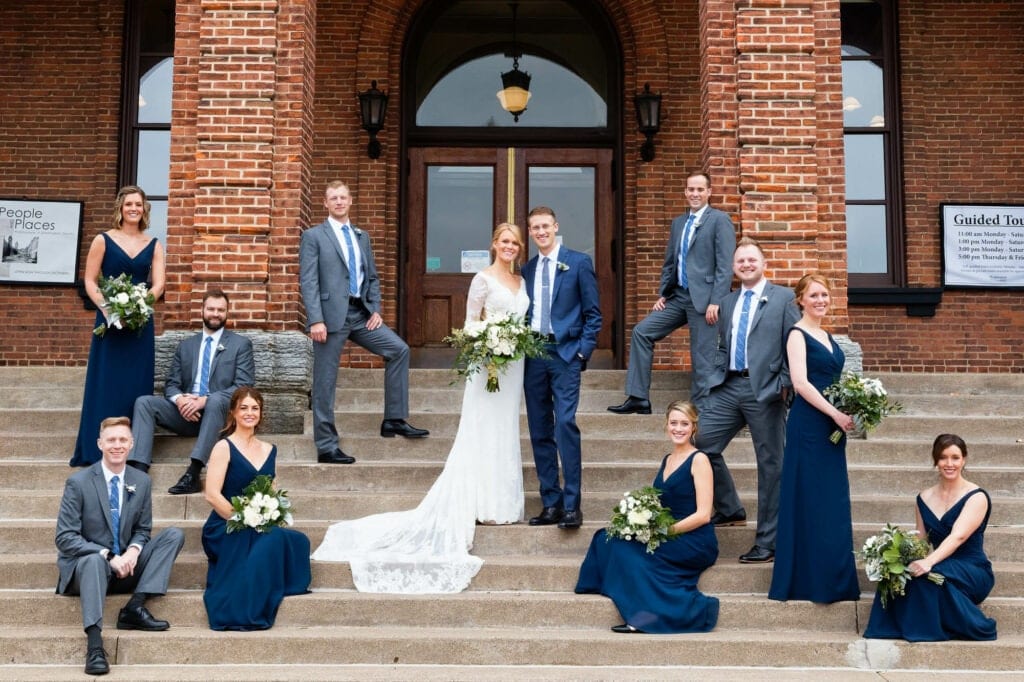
128, 288, 255, 494
56, 416, 185, 675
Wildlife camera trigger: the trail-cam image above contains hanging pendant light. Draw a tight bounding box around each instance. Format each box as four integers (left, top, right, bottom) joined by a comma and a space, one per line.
496, 2, 531, 123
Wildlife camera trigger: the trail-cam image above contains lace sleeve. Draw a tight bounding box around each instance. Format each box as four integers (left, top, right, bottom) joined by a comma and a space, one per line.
465, 273, 489, 325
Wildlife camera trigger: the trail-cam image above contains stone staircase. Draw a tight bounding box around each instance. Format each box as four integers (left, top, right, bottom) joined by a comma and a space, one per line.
1, 366, 1023, 680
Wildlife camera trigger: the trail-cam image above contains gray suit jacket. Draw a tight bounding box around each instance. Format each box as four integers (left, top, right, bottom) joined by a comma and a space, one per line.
658, 206, 736, 313
55, 464, 152, 594
299, 220, 381, 332
164, 329, 254, 404
709, 280, 800, 403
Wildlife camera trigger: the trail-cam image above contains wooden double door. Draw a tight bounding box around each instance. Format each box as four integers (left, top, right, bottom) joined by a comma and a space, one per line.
404, 146, 617, 367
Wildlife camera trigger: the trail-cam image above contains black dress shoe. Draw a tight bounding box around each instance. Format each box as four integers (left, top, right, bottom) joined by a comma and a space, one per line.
558, 509, 583, 529
528, 506, 563, 526
610, 623, 640, 633
167, 470, 201, 495
607, 396, 652, 415
380, 419, 430, 438
318, 448, 356, 464
116, 604, 170, 631
739, 545, 775, 564
126, 460, 149, 474
85, 646, 109, 675
710, 511, 747, 527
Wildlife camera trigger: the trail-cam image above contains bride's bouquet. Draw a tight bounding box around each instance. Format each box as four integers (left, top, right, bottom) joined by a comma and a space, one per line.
606, 486, 679, 554
823, 372, 902, 444
93, 272, 156, 337
859, 523, 945, 608
226, 474, 294, 534
444, 313, 548, 392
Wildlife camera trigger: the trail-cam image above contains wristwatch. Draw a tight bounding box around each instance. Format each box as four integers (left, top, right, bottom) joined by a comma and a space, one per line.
106, 549, 117, 562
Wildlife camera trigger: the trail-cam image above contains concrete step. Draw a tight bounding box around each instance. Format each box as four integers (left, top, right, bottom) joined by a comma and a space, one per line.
2, 625, 1023, 671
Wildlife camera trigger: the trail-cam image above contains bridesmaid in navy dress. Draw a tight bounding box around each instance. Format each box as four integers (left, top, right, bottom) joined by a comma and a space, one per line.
864, 434, 997, 641
72, 186, 165, 466
202, 387, 311, 630
769, 273, 860, 603
576, 400, 719, 633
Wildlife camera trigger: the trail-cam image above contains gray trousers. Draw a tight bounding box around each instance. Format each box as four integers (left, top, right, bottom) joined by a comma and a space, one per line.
312, 305, 409, 454
625, 287, 718, 409
61, 527, 185, 630
129, 393, 231, 466
696, 376, 786, 550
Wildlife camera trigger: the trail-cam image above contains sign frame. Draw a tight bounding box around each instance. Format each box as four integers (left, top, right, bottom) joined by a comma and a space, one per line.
940, 202, 1024, 290
0, 198, 85, 286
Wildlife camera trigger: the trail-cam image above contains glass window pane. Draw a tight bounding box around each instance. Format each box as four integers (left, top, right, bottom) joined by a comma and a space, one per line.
845, 134, 886, 201
147, 199, 168, 249
140, 1, 175, 53
527, 167, 596, 259
138, 58, 173, 124
841, 1, 882, 57
426, 166, 494, 273
847, 204, 888, 273
842, 60, 884, 127
418, 54, 606, 127
137, 131, 171, 195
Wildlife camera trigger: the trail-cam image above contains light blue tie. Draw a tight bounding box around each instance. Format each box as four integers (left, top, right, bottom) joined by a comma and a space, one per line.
540, 257, 552, 335
341, 225, 359, 296
735, 290, 754, 371
198, 336, 213, 396
109, 475, 120, 555
678, 214, 696, 288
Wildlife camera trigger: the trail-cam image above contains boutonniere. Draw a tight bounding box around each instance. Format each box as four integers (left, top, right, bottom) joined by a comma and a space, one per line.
759, 296, 769, 306
556, 262, 570, 272
216, 343, 226, 352
125, 485, 137, 497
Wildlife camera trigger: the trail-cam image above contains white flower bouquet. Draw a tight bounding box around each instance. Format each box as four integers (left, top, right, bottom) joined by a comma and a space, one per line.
823, 372, 903, 444
443, 313, 548, 392
859, 523, 945, 608
606, 486, 679, 554
226, 474, 294, 534
93, 273, 156, 337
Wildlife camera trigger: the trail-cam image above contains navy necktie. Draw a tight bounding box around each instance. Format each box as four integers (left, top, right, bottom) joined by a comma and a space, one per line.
678, 214, 696, 288
341, 225, 359, 296
109, 475, 120, 555
735, 290, 754, 371
540, 257, 552, 335
198, 336, 213, 396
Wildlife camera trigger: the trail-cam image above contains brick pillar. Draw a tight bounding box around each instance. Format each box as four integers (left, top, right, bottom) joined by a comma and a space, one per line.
163, 0, 318, 432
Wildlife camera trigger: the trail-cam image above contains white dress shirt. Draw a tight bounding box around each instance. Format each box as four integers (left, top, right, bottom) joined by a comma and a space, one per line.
190, 327, 225, 394
530, 244, 561, 333
328, 216, 364, 296
729, 278, 767, 371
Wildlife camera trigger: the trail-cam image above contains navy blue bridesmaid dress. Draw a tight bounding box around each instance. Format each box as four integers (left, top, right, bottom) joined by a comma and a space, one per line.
575, 452, 720, 633
202, 441, 311, 631
864, 489, 997, 641
769, 328, 860, 603
70, 233, 157, 466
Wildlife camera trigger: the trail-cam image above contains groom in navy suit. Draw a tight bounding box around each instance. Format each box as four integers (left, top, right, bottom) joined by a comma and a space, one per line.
521, 206, 602, 529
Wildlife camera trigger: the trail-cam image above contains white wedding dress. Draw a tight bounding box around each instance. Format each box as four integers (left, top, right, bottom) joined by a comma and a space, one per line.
311, 271, 529, 593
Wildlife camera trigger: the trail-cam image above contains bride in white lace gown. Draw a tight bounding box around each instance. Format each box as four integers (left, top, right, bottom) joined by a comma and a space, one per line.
311, 223, 530, 593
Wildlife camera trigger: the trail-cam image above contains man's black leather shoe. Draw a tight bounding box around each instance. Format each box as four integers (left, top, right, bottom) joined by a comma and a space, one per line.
738, 545, 775, 564
528, 506, 563, 526
116, 604, 169, 631
167, 470, 201, 495
126, 460, 149, 474
607, 396, 652, 415
610, 623, 640, 633
318, 449, 356, 464
710, 511, 747, 527
380, 419, 430, 438
85, 647, 109, 675
558, 509, 583, 529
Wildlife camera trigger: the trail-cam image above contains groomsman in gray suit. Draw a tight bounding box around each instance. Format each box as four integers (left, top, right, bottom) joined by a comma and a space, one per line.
56, 417, 184, 675
608, 170, 735, 414
300, 180, 428, 464
696, 237, 799, 564
128, 289, 255, 494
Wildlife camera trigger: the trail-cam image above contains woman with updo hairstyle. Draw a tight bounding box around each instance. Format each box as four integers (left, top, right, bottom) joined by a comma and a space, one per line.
576, 400, 719, 633
864, 434, 997, 641
769, 273, 860, 603
201, 387, 311, 630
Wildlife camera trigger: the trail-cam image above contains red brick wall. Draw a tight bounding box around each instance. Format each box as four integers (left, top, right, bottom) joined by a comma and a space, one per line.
850, 1, 1024, 371
0, 1, 125, 364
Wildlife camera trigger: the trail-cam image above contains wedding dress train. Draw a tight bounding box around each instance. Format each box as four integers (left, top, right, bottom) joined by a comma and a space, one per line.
311, 272, 529, 593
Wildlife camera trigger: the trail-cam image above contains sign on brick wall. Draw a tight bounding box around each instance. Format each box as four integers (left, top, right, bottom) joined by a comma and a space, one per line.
0, 199, 83, 285
941, 203, 1024, 289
